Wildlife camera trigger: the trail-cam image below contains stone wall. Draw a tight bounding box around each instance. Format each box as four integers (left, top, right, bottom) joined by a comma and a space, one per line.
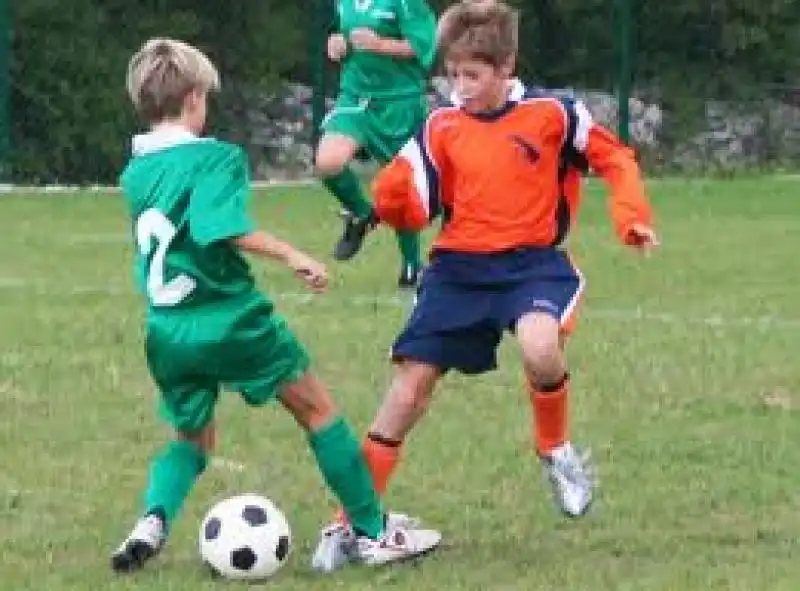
240, 80, 800, 179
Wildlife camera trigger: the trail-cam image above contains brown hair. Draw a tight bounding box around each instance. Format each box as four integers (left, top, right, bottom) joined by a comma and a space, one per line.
126, 38, 220, 123
436, 1, 518, 67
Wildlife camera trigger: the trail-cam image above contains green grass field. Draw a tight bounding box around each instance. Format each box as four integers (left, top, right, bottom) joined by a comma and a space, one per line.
1, 177, 798, 590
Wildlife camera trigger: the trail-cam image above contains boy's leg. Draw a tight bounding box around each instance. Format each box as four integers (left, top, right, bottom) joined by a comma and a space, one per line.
112, 371, 217, 573
395, 230, 423, 288
505, 251, 595, 518
369, 97, 427, 286
278, 371, 442, 568
316, 97, 376, 261
228, 312, 440, 569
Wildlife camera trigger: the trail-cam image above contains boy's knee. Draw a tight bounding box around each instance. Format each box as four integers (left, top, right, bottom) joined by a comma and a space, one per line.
279, 372, 338, 432
516, 312, 566, 387
370, 361, 441, 441
177, 421, 216, 454
315, 142, 352, 177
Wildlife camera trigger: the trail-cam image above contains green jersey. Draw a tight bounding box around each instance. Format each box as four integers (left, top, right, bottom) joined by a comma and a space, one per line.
336, 0, 436, 99
120, 129, 261, 338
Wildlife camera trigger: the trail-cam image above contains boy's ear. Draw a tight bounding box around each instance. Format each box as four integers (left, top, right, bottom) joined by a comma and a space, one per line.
499, 53, 516, 79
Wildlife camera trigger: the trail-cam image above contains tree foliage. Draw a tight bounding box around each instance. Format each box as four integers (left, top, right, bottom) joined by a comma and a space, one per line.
11, 0, 800, 182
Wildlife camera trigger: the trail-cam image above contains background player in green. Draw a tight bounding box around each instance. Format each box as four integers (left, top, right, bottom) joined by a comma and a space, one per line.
112, 37, 440, 573
315, 0, 436, 288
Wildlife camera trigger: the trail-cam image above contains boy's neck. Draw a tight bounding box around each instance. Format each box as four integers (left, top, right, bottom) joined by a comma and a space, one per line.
151, 119, 196, 136
481, 79, 514, 113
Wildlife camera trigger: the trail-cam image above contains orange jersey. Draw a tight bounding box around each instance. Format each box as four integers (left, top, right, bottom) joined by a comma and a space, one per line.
372, 81, 653, 253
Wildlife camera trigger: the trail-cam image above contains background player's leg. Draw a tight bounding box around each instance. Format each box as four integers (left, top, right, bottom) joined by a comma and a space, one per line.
369, 100, 425, 287
315, 133, 375, 261
395, 230, 423, 288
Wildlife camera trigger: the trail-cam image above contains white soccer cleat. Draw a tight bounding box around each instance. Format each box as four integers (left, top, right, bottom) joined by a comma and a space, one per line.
352, 521, 441, 567
311, 521, 354, 573
111, 513, 166, 573
540, 441, 596, 517
311, 511, 432, 572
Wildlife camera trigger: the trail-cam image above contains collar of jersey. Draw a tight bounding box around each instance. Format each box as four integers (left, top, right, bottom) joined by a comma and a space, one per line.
448, 77, 526, 108
448, 78, 526, 121
131, 126, 204, 156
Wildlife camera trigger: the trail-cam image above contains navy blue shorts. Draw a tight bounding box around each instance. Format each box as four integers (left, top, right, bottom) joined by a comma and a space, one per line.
391, 248, 584, 375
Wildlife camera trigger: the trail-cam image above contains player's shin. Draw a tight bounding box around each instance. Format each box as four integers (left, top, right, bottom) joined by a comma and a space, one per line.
142, 438, 209, 531
527, 373, 569, 455
322, 166, 373, 219
308, 416, 385, 539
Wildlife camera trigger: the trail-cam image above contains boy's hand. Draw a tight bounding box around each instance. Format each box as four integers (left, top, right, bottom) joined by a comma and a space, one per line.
626, 223, 659, 256
287, 251, 329, 293
327, 34, 348, 61
349, 28, 384, 52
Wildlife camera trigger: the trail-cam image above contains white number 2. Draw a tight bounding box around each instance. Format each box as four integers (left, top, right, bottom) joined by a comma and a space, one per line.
135, 208, 196, 306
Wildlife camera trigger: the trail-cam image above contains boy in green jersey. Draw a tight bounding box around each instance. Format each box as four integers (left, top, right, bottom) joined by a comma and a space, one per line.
315, 0, 436, 288
111, 37, 440, 574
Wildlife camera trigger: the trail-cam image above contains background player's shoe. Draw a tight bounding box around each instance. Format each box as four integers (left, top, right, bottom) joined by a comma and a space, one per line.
334, 209, 376, 261
540, 441, 596, 517
111, 513, 166, 573
352, 521, 441, 566
311, 512, 426, 572
398, 263, 422, 289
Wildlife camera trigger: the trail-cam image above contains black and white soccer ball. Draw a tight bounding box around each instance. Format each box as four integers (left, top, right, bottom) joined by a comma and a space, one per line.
199, 494, 291, 580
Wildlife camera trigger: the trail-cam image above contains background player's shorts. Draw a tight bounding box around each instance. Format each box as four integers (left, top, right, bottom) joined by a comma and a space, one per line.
145, 298, 310, 433
321, 92, 428, 164
392, 248, 584, 375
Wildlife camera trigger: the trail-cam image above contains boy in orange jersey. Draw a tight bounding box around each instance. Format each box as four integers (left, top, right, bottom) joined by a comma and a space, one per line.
312, 0, 658, 570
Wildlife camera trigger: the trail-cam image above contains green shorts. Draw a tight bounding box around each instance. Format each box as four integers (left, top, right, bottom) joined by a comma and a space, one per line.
145, 301, 310, 433
321, 92, 429, 164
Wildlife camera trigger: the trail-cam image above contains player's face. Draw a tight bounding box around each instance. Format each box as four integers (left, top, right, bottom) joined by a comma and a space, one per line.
446, 57, 512, 114
185, 89, 208, 134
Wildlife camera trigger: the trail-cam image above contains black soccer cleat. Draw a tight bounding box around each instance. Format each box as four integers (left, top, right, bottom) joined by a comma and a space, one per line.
397, 264, 422, 289
111, 514, 166, 573
333, 209, 377, 261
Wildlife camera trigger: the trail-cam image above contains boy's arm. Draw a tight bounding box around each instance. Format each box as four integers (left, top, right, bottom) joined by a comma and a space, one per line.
397, 0, 437, 67
350, 0, 436, 65
189, 145, 327, 290
371, 113, 448, 231
562, 100, 656, 247
232, 231, 328, 292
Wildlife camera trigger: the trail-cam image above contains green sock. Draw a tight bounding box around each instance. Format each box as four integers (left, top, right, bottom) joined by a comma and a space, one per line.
322, 167, 373, 218
142, 440, 207, 531
308, 416, 384, 539
395, 230, 422, 269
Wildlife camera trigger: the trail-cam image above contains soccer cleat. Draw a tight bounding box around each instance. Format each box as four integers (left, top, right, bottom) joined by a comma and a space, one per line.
311, 520, 354, 573
311, 512, 427, 572
111, 513, 166, 573
333, 209, 376, 261
397, 264, 422, 289
352, 521, 441, 567
539, 441, 596, 517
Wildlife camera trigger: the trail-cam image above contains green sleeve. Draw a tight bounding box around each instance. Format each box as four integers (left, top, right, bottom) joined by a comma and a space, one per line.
399, 0, 437, 70
188, 145, 256, 247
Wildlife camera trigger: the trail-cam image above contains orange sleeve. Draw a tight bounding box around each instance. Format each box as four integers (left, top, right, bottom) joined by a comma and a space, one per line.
371, 113, 447, 232
584, 124, 654, 245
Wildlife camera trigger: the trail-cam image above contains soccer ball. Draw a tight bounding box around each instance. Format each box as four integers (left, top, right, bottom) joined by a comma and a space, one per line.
199, 494, 291, 580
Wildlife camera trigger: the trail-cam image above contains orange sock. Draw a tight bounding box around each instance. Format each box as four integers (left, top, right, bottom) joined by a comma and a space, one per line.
336, 433, 402, 524
529, 374, 568, 455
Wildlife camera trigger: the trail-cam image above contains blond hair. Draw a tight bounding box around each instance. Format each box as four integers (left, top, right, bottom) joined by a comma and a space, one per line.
436, 1, 518, 67
126, 38, 220, 123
